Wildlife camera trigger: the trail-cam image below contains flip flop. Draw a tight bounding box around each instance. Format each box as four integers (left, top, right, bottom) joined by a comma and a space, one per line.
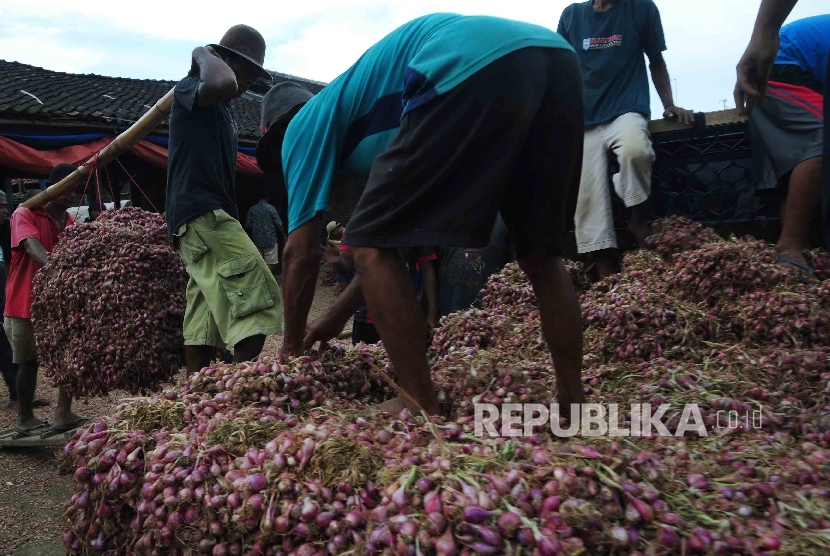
777, 257, 816, 284
51, 416, 91, 433
13, 421, 52, 437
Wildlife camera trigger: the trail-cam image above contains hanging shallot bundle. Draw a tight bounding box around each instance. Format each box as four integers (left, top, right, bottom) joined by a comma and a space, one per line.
32, 208, 187, 398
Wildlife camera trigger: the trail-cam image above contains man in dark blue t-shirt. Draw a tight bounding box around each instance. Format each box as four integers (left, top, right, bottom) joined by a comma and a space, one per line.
167, 25, 283, 375
558, 0, 693, 279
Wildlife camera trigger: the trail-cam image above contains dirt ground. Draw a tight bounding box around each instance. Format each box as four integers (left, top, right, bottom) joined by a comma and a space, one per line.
0, 278, 342, 555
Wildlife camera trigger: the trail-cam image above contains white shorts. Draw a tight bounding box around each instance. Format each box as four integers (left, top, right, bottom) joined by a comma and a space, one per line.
575, 112, 655, 254
259, 245, 280, 265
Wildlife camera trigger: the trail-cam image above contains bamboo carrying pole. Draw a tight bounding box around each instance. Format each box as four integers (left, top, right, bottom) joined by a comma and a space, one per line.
21, 88, 176, 210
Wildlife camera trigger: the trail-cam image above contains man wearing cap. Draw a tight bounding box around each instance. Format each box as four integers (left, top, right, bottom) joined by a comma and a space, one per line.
323, 221, 348, 285
5, 163, 82, 433
326, 221, 344, 243
257, 14, 587, 417
167, 25, 283, 375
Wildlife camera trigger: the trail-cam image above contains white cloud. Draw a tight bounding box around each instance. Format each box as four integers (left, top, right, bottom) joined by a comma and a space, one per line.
0, 23, 104, 73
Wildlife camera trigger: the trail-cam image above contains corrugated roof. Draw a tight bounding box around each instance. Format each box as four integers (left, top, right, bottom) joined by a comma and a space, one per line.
0, 60, 326, 140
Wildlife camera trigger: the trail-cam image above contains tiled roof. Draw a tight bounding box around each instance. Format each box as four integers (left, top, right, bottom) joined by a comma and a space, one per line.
0, 60, 326, 141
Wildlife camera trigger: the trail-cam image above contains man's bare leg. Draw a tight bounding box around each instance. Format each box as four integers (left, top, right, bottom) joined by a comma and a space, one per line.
234, 334, 266, 363
352, 246, 439, 416
594, 249, 616, 280
52, 386, 80, 429
776, 157, 822, 275
628, 199, 650, 250
185, 345, 214, 377
518, 251, 586, 416
16, 359, 42, 428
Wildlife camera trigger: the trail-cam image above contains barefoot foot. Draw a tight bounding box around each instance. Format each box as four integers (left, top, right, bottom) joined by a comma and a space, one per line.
53, 410, 82, 430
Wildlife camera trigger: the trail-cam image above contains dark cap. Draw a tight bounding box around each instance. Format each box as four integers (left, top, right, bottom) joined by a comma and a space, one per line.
47, 163, 78, 186
208, 24, 272, 82
256, 82, 314, 176
260, 82, 314, 130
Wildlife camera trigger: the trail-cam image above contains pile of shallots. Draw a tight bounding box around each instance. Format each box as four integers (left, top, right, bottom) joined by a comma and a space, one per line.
59, 216, 830, 555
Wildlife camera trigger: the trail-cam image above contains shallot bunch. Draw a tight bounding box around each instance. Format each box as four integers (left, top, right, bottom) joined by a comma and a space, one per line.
720, 283, 830, 348
666, 237, 798, 306
431, 309, 509, 354
60, 420, 148, 554
645, 215, 723, 257
32, 208, 187, 398
581, 274, 717, 362
806, 248, 830, 282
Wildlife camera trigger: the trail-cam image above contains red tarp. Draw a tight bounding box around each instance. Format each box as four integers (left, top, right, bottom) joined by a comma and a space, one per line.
0, 135, 264, 176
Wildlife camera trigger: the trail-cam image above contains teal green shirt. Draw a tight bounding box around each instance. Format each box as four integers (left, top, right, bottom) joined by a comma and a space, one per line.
282, 13, 574, 233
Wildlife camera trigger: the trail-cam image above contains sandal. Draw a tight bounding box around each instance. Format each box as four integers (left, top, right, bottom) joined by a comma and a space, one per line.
13, 421, 52, 437
51, 416, 91, 433
777, 257, 816, 284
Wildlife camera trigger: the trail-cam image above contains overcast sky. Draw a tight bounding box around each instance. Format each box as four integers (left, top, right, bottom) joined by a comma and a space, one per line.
0, 0, 827, 117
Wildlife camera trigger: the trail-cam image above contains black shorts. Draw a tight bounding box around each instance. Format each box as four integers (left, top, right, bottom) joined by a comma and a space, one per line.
352, 320, 380, 345
344, 47, 584, 259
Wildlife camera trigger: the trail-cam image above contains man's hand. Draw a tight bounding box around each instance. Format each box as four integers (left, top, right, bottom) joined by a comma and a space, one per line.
189, 46, 221, 77
280, 339, 304, 357
663, 106, 694, 125
323, 242, 341, 265
304, 314, 347, 352
734, 0, 799, 116
734, 36, 779, 116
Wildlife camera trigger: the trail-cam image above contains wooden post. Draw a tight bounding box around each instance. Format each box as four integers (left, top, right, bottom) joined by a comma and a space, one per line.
21, 88, 175, 210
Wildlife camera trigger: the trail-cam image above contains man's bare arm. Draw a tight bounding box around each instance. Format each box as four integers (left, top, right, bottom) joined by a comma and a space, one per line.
281, 216, 323, 355
304, 276, 367, 350
647, 52, 694, 125
734, 0, 799, 115
190, 46, 239, 108
749, 0, 799, 38
21, 237, 48, 267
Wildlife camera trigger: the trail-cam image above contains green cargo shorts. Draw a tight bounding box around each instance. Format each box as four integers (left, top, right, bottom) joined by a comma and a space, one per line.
174, 209, 283, 348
